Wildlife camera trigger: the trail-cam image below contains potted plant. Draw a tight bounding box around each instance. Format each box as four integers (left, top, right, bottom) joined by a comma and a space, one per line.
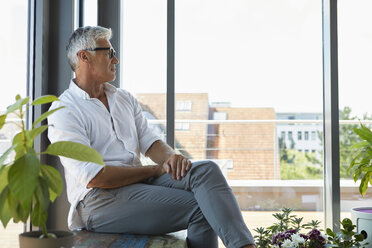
253, 208, 367, 248
0, 95, 104, 248
348, 122, 372, 247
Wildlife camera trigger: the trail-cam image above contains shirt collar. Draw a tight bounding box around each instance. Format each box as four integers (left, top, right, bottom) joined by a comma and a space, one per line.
69, 79, 117, 100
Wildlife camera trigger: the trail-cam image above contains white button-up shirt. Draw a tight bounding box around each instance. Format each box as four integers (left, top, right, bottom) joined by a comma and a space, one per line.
47, 80, 160, 230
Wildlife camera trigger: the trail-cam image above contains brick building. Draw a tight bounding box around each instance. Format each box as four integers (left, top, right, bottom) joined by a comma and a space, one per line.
136, 93, 279, 180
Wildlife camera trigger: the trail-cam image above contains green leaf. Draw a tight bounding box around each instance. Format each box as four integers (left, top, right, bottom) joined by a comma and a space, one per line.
12, 132, 26, 160
0, 114, 6, 129
45, 141, 104, 166
326, 228, 335, 237
34, 177, 50, 211
30, 202, 48, 228
32, 106, 65, 128
6, 97, 29, 114
26, 125, 49, 147
7, 191, 29, 223
355, 233, 365, 242
353, 168, 362, 182
31, 95, 59, 106
8, 153, 40, 209
0, 165, 10, 193
359, 173, 370, 196
353, 127, 372, 143
0, 145, 15, 168
0, 187, 11, 228
40, 165, 62, 202
351, 141, 370, 149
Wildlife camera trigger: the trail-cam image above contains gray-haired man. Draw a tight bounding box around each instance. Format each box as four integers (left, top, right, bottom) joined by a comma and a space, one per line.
48, 26, 256, 248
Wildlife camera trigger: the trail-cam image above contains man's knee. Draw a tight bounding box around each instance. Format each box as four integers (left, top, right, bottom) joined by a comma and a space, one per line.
190, 160, 222, 177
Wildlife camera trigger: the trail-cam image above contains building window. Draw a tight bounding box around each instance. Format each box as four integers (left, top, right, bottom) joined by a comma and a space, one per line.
213, 112, 227, 120
297, 131, 302, 140
176, 100, 192, 111
288, 131, 293, 140
175, 122, 190, 131
305, 149, 309, 153
311, 131, 316, 140
304, 131, 309, 140
281, 131, 285, 140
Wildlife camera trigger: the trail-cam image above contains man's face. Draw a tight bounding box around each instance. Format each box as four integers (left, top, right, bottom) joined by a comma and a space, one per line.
89, 39, 119, 83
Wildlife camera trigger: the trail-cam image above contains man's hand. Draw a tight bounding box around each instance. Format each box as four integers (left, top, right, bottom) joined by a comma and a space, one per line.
162, 154, 192, 180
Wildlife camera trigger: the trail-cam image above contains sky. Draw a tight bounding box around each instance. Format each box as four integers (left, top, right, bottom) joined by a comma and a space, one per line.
1, 0, 371, 118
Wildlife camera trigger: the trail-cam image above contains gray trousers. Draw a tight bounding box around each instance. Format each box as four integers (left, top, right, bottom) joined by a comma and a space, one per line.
77, 161, 255, 248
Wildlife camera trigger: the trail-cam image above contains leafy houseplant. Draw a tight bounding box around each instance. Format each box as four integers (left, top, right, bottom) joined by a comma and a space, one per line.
325, 218, 367, 248
348, 123, 372, 196
253, 208, 367, 248
347, 123, 372, 247
0, 95, 104, 242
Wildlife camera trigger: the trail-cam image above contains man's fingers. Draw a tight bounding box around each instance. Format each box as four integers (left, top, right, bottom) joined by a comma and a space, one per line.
186, 159, 192, 171
170, 159, 177, 180
181, 159, 187, 177
177, 158, 184, 180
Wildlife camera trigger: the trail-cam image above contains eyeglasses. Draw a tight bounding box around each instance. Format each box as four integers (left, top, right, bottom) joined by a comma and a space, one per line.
82, 47, 116, 59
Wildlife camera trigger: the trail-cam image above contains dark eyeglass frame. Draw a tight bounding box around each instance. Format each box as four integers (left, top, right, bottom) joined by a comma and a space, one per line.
80, 47, 116, 59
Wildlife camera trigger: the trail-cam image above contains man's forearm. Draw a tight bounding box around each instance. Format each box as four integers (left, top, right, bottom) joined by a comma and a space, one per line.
145, 140, 175, 165
87, 165, 162, 189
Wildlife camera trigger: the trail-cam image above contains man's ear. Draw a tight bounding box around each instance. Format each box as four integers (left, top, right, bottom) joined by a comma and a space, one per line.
77, 51, 89, 63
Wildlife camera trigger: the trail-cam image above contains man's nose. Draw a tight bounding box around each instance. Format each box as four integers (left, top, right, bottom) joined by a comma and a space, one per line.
112, 55, 119, 64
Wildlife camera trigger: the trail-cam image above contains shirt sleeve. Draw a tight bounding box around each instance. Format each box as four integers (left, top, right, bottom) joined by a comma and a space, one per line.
131, 95, 161, 155
47, 101, 103, 188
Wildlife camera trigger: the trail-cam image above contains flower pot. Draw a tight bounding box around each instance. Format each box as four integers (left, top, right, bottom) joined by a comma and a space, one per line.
351, 207, 372, 247
19, 230, 76, 248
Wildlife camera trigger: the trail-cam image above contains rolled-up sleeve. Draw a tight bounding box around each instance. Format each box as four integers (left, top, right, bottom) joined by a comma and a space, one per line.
47, 101, 103, 188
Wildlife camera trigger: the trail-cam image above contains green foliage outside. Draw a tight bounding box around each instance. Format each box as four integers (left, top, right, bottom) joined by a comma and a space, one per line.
279, 136, 323, 180
280, 107, 372, 180
0, 95, 104, 238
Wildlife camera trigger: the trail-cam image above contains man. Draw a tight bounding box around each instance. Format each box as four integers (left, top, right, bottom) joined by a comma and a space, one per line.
48, 26, 255, 248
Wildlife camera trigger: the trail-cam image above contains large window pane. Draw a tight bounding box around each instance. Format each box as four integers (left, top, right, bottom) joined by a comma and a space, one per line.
175, 1, 323, 246
83, 0, 98, 26
338, 0, 372, 218
121, 0, 167, 161
0, 0, 28, 247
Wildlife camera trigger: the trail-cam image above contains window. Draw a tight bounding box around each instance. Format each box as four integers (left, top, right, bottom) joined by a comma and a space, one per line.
175, 122, 190, 131
311, 131, 316, 140
338, 0, 372, 217
297, 131, 302, 140
214, 112, 227, 120
121, 0, 167, 143
176, 100, 192, 111
281, 131, 285, 140
175, 0, 323, 240
304, 131, 309, 140
0, 0, 28, 246
288, 131, 293, 140
83, 0, 98, 26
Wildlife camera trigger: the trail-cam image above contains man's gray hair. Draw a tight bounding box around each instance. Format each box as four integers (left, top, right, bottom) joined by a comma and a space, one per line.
66, 26, 112, 71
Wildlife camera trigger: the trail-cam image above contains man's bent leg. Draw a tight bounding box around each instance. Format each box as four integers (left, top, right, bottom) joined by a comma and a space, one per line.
77, 183, 217, 248
150, 161, 255, 248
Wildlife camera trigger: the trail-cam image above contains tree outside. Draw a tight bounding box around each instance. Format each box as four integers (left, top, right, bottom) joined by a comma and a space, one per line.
280, 106, 372, 180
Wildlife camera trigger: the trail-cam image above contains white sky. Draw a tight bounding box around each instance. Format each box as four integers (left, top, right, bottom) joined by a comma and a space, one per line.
1, 0, 371, 118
